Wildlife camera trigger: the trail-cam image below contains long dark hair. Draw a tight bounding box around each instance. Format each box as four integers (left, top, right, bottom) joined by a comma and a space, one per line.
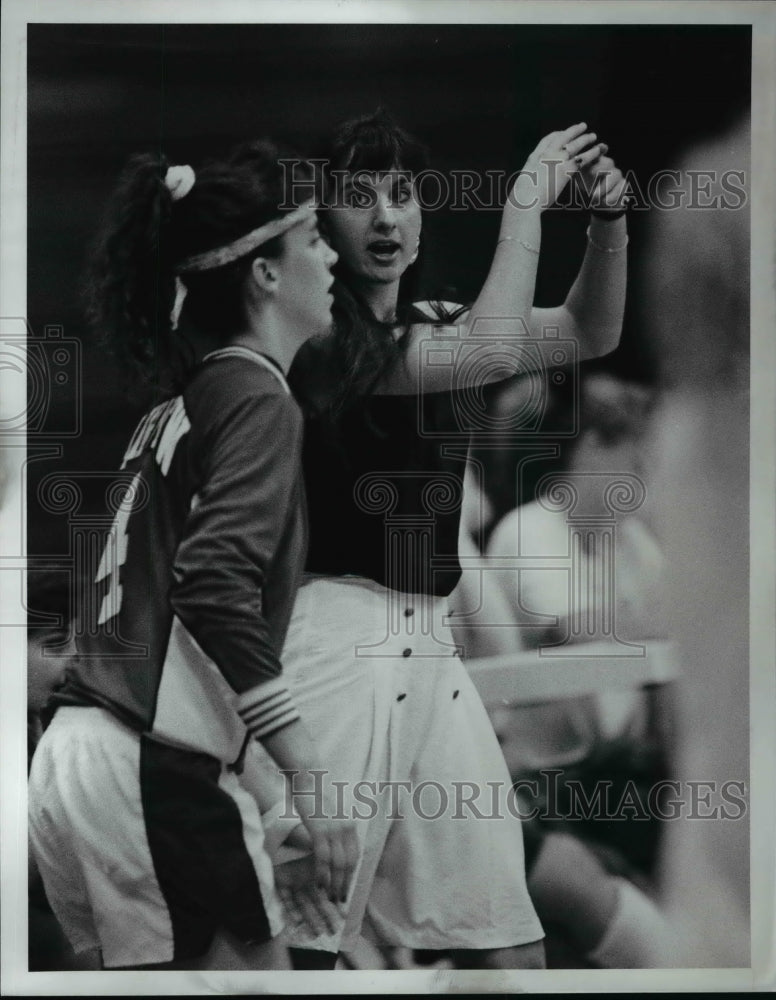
290, 109, 457, 417
84, 141, 312, 396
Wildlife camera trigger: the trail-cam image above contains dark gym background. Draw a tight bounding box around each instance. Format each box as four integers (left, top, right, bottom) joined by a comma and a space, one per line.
26, 22, 750, 562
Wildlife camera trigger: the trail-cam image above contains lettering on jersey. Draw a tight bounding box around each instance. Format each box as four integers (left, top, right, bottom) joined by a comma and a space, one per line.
122, 396, 191, 476
95, 471, 140, 626
95, 399, 189, 629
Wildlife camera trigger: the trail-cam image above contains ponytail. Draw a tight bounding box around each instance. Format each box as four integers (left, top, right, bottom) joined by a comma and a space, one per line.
85, 153, 178, 395
86, 140, 311, 397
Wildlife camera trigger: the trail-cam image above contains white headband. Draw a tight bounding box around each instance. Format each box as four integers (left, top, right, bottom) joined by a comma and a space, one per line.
175, 201, 317, 275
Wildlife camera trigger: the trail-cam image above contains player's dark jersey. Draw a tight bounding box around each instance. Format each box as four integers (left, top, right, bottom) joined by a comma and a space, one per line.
49, 347, 307, 763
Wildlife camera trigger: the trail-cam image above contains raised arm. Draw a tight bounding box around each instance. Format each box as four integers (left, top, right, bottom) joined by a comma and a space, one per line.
379, 127, 629, 394
530, 151, 629, 360
463, 123, 598, 349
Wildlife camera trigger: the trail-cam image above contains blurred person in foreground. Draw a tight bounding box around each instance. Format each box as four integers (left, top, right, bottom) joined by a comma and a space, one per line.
638, 113, 751, 967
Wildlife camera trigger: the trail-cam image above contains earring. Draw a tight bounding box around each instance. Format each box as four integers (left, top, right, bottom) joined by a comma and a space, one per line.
409, 236, 420, 265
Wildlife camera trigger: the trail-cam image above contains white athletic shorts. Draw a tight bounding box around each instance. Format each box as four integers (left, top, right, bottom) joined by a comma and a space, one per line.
254, 574, 544, 954
28, 706, 283, 968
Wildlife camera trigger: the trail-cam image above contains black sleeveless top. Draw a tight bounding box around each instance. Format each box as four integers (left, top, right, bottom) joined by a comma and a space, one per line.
302, 390, 468, 597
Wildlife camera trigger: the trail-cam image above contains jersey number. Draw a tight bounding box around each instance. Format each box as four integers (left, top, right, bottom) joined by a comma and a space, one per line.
95, 472, 141, 627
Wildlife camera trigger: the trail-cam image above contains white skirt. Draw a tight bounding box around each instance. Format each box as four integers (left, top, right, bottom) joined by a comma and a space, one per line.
265, 574, 544, 953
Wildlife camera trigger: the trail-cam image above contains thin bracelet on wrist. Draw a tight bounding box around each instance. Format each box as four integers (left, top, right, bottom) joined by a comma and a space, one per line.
586, 225, 629, 253
497, 235, 540, 255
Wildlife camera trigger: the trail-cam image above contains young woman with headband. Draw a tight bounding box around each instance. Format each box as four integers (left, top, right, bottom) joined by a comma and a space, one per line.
27, 145, 357, 970
235, 109, 630, 969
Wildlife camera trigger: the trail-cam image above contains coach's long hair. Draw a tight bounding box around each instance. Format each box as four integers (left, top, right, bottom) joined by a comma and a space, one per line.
84, 141, 312, 396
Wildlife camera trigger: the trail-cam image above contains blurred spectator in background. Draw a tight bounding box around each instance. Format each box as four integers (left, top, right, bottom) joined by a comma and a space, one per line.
27, 572, 73, 769
483, 371, 667, 820
451, 370, 673, 967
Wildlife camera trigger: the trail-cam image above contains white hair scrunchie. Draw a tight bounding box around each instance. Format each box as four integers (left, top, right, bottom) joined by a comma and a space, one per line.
164, 164, 194, 329
164, 164, 196, 202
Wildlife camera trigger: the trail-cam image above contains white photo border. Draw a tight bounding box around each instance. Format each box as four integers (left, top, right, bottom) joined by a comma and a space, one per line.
2, 0, 774, 994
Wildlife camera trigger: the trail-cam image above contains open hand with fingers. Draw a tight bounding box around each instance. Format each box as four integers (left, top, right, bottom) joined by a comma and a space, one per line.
514, 122, 602, 211
259, 727, 360, 907
576, 141, 631, 216
293, 791, 360, 904
274, 853, 346, 939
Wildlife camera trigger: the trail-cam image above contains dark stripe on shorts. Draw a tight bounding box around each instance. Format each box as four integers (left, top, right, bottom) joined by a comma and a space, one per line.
139, 736, 272, 961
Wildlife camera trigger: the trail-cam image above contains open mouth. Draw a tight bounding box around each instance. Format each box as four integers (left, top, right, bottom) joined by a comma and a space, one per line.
367, 239, 401, 262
